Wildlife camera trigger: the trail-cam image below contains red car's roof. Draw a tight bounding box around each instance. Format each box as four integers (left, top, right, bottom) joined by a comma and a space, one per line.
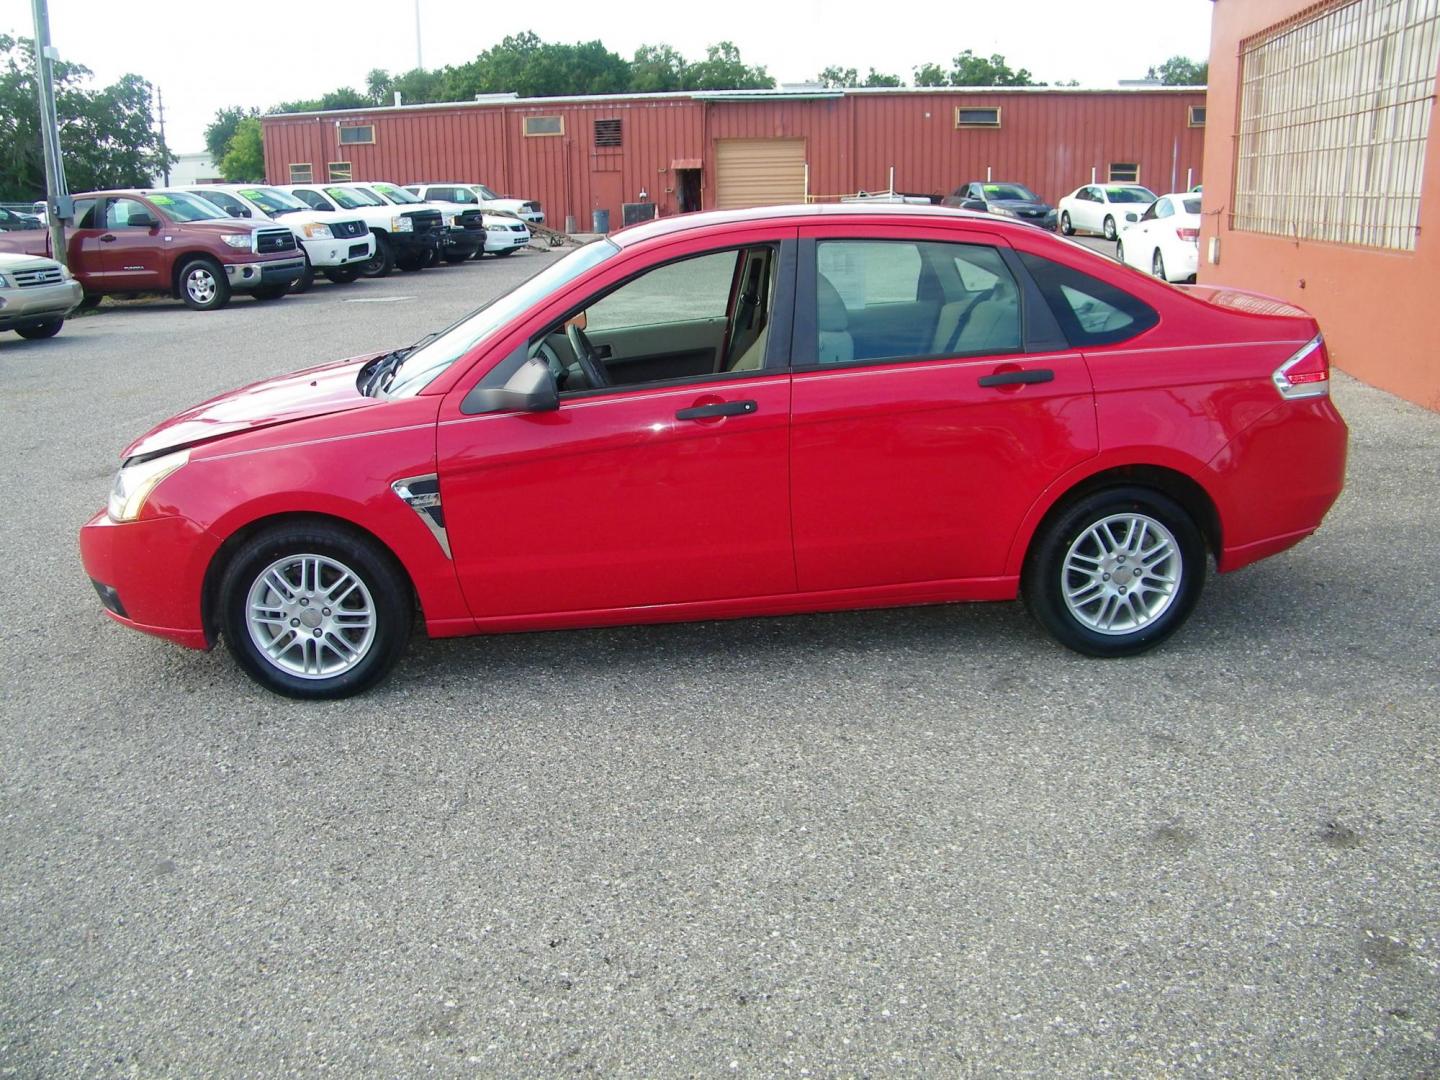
611, 203, 1000, 247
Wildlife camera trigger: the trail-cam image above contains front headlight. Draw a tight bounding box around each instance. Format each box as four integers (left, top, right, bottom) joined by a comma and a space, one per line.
0, 272, 10, 287
107, 449, 190, 522
221, 234, 252, 250
392, 216, 413, 233
58, 264, 73, 280
441, 211, 459, 226
990, 207, 1019, 218
301, 223, 334, 239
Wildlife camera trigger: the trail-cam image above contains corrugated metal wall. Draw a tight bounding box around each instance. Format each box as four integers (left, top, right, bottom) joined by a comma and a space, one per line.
262, 89, 1205, 229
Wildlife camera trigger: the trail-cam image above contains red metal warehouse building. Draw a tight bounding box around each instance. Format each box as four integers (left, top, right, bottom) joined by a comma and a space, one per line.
260, 86, 1206, 228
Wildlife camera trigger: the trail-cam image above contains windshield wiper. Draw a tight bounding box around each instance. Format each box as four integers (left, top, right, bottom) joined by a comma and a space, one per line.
359, 332, 441, 397
269, 206, 300, 217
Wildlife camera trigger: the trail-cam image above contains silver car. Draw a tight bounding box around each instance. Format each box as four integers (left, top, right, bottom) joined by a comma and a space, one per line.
0, 251, 84, 339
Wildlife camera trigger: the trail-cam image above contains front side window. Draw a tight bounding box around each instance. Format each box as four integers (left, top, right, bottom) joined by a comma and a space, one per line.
1018, 252, 1158, 347
148, 192, 231, 222
194, 190, 249, 217
291, 189, 333, 211
369, 182, 421, 204
106, 198, 155, 227
325, 186, 384, 209
238, 187, 309, 215
813, 239, 1021, 365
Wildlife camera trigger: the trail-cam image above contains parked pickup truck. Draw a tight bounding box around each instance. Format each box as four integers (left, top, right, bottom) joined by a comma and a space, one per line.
0, 250, 83, 339
0, 190, 307, 311
348, 182, 485, 265
173, 184, 374, 292
282, 183, 443, 276
405, 183, 544, 226
395, 184, 530, 258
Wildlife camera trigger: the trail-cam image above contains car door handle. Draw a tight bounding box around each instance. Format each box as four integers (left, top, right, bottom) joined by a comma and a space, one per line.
100, 234, 117, 243
978, 368, 1054, 388
675, 399, 758, 421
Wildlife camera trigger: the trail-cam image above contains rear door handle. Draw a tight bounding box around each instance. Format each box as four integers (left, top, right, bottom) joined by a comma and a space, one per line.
675, 399, 758, 421
978, 368, 1054, 388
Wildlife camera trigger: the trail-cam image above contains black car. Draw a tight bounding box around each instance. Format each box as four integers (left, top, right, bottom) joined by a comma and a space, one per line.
942, 182, 1058, 230
0, 206, 42, 231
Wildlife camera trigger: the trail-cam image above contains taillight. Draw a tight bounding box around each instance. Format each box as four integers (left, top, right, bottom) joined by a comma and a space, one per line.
1272, 334, 1330, 399
1176, 227, 1199, 242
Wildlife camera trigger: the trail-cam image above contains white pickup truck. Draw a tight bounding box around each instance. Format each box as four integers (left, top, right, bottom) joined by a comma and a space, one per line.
281, 183, 446, 277
405, 183, 544, 228
398, 183, 532, 258
176, 185, 374, 291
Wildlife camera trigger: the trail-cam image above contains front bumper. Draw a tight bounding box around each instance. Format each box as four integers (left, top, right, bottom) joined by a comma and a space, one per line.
224, 257, 306, 291
442, 227, 484, 258
79, 510, 220, 650
390, 231, 443, 258
485, 227, 531, 253
300, 234, 375, 268
0, 278, 83, 329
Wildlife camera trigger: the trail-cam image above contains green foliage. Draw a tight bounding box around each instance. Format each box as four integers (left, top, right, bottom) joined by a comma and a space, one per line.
218, 117, 265, 182
442, 32, 632, 100
630, 44, 688, 93
204, 105, 258, 161
1147, 56, 1208, 85
912, 51, 1036, 88
0, 34, 172, 200
817, 66, 903, 89
682, 42, 774, 91
913, 62, 948, 87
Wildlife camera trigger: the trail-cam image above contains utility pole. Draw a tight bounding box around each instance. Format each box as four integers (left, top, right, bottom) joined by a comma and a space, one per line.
156, 87, 170, 185
414, 0, 423, 70
30, 0, 69, 266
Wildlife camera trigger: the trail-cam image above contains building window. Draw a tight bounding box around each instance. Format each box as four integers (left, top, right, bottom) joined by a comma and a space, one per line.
327, 161, 352, 182
288, 163, 313, 184
338, 125, 375, 146
1188, 105, 1206, 127
594, 118, 622, 147
1109, 163, 1140, 183
1234, 0, 1440, 251
954, 107, 1001, 128
524, 115, 564, 137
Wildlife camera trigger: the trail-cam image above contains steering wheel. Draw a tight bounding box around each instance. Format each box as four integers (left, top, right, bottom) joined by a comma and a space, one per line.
565, 323, 608, 389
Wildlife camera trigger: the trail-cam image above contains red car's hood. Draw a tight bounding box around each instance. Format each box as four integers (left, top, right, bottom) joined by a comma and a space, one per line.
122, 355, 377, 460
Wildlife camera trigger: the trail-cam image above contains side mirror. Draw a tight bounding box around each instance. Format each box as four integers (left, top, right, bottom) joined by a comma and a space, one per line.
128, 212, 159, 229
462, 357, 559, 415
961, 199, 987, 212
226, 207, 251, 218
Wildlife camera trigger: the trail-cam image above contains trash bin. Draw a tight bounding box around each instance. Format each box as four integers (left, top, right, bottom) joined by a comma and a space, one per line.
591, 208, 610, 234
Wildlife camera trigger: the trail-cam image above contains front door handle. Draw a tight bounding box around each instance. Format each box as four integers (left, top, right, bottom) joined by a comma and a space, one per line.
675, 399, 758, 421
100, 234, 117, 243
978, 368, 1054, 388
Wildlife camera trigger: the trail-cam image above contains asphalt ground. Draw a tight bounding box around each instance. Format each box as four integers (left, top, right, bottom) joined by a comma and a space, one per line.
1, 249, 1437, 1078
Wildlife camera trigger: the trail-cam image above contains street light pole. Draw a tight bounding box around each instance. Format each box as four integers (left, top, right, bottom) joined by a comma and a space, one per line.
414, 0, 423, 70
30, 0, 69, 267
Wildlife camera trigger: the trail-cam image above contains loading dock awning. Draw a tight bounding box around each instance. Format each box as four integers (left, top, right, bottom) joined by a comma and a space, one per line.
670, 158, 702, 171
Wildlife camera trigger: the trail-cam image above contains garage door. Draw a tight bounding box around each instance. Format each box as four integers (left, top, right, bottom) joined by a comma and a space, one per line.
714, 139, 807, 210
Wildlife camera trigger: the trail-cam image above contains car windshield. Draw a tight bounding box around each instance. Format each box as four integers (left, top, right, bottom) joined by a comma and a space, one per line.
151, 191, 230, 221
473, 184, 501, 200
238, 186, 309, 215
325, 186, 384, 209
1181, 197, 1202, 214
1106, 186, 1157, 203
984, 184, 1039, 202
384, 240, 621, 398
370, 183, 423, 204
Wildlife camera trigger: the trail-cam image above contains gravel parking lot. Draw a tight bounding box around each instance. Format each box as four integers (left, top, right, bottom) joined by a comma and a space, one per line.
2, 252, 1437, 1078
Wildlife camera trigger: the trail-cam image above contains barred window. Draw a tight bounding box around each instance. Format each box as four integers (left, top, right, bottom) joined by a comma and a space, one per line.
1233, 0, 1440, 251
327, 161, 352, 181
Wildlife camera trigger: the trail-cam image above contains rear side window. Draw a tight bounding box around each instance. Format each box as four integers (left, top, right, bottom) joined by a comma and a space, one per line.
1018, 252, 1158, 346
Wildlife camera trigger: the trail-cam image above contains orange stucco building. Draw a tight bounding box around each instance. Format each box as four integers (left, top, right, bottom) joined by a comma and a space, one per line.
1200, 0, 1440, 410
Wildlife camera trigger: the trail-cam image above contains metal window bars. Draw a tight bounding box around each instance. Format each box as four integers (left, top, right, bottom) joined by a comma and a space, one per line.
1233, 0, 1440, 251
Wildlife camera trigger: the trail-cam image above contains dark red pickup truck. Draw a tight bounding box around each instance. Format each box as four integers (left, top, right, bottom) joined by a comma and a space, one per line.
0, 190, 307, 311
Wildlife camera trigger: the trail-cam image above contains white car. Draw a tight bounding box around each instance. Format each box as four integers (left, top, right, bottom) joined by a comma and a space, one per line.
404, 182, 545, 226
396, 184, 531, 257
173, 185, 374, 291
1057, 184, 1158, 241
1115, 192, 1202, 283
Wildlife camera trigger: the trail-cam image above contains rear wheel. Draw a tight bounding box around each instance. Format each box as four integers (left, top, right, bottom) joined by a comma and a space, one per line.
76, 292, 103, 311
1152, 250, 1167, 280
1103, 215, 1118, 242
360, 233, 393, 278
1115, 241, 1126, 267
219, 521, 412, 700
178, 257, 231, 311
1060, 211, 1074, 236
1023, 486, 1205, 657
324, 266, 360, 284
15, 319, 63, 339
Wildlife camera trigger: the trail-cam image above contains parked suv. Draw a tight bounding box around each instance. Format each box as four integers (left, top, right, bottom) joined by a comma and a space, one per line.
348, 182, 485, 264
282, 183, 443, 276
394, 183, 531, 257
173, 185, 374, 292
0, 250, 83, 338
0, 189, 306, 310
405, 183, 544, 226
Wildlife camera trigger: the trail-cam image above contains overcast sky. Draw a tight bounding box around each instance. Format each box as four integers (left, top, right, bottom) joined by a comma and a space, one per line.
5, 0, 1215, 152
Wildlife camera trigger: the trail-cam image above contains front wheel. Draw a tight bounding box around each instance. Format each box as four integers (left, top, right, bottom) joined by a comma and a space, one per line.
15, 319, 63, 339
324, 266, 360, 284
494, 247, 518, 257
251, 284, 289, 301
1022, 486, 1206, 657
1103, 216, 1118, 242
1115, 241, 1126, 267
443, 251, 470, 264
178, 257, 231, 311
1152, 250, 1167, 280
289, 253, 315, 294
219, 521, 412, 699
360, 233, 394, 278
1060, 211, 1074, 236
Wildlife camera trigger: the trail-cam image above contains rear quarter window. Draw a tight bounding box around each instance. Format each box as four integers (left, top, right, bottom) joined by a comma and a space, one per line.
1019, 252, 1159, 347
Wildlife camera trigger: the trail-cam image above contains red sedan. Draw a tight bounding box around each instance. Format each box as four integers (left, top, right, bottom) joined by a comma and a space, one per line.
80, 205, 1348, 698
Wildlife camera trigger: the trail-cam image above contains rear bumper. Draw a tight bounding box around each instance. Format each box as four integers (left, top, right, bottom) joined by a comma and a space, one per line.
79, 510, 219, 650
0, 278, 83, 328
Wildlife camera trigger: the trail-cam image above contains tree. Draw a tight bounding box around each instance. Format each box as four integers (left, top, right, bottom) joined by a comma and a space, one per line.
912, 51, 1035, 88
443, 32, 631, 100
913, 62, 948, 87
1148, 56, 1208, 85
204, 105, 259, 162
0, 35, 171, 200
631, 44, 687, 92
683, 42, 774, 91
817, 66, 902, 89
218, 116, 264, 182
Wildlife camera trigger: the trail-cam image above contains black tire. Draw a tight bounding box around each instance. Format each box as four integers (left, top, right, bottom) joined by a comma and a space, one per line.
324, 266, 360, 284
218, 521, 412, 700
443, 251, 470, 264
15, 319, 63, 339
178, 257, 231, 311
289, 253, 315, 294
1060, 211, 1074, 236
470, 246, 487, 261
1022, 486, 1206, 658
1103, 216, 1118, 242
1115, 241, 1125, 267
360, 232, 394, 278
494, 247, 518, 257
251, 285, 289, 301
76, 292, 103, 311
1152, 250, 1167, 280
396, 250, 427, 272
